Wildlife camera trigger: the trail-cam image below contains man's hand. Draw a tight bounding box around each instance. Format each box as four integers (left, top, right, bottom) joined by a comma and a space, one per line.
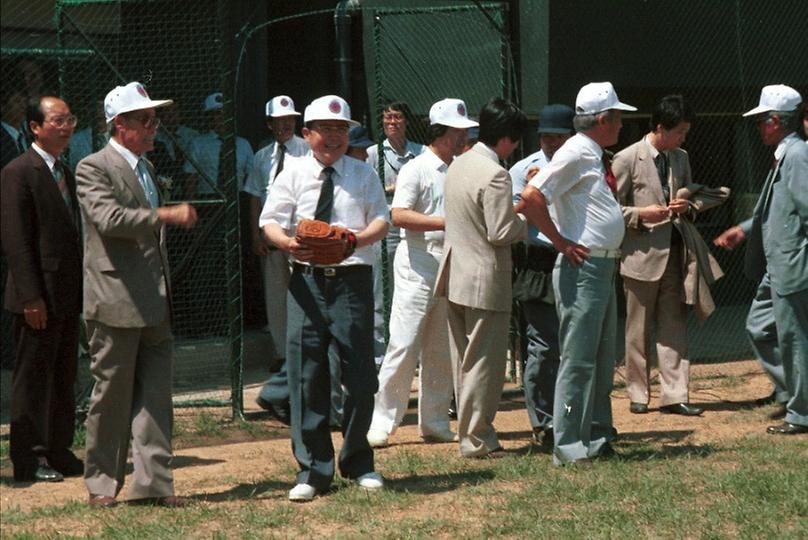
252, 231, 269, 257
286, 236, 314, 262
157, 203, 198, 228
714, 225, 745, 250
668, 198, 689, 215
639, 204, 670, 224
23, 298, 47, 330
525, 166, 540, 181
555, 237, 590, 266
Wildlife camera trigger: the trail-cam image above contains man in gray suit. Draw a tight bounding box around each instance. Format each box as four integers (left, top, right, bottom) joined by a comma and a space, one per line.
434, 97, 528, 459
77, 82, 198, 507
520, 82, 636, 465
740, 84, 808, 435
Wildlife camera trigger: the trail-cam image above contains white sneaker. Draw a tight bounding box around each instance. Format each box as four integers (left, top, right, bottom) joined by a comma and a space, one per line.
356, 472, 384, 491
367, 429, 389, 448
421, 429, 458, 443
288, 483, 317, 502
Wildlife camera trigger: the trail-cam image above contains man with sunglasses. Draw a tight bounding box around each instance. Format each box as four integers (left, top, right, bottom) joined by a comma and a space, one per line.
76, 82, 198, 507
2, 95, 83, 483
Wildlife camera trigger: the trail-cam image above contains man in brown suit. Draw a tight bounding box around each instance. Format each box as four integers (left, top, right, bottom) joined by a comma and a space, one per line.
613, 95, 704, 416
435, 98, 527, 458
77, 82, 197, 507
1, 96, 83, 482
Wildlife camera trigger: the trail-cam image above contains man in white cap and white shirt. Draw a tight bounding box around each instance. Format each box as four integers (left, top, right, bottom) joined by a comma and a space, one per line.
76, 81, 198, 507
243, 95, 309, 366
519, 81, 636, 465
719, 85, 808, 435
713, 85, 805, 420
183, 92, 253, 197
366, 98, 477, 448
260, 95, 389, 501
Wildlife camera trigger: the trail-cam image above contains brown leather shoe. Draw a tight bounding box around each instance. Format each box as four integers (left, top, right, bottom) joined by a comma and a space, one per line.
129, 496, 190, 508
88, 494, 117, 508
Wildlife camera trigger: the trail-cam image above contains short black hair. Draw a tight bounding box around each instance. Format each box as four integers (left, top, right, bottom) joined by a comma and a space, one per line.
478, 98, 527, 146
383, 100, 411, 118
650, 94, 694, 131
25, 96, 46, 126
427, 123, 449, 144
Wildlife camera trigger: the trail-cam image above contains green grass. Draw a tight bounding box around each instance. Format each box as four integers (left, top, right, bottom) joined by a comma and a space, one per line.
3, 434, 806, 539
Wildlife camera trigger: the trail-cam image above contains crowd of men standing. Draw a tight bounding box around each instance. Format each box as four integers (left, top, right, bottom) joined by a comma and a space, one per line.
2, 74, 806, 505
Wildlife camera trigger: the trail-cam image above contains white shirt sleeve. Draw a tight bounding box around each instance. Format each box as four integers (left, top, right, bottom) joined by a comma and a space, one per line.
390, 162, 421, 209
260, 169, 297, 231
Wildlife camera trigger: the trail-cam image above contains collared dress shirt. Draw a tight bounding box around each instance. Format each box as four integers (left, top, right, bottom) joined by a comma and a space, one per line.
243, 135, 309, 205
182, 130, 254, 195
510, 149, 554, 248
366, 138, 425, 192
108, 138, 159, 208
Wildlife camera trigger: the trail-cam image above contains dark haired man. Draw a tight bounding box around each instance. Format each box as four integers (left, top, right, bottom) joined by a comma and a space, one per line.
520, 82, 636, 465
367, 98, 477, 448
2, 95, 82, 482
435, 97, 528, 459
613, 95, 713, 417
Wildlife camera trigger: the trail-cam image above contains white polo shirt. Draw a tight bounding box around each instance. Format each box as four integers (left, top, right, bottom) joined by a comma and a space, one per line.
529, 132, 624, 250
391, 147, 448, 251
260, 154, 390, 266
243, 135, 309, 204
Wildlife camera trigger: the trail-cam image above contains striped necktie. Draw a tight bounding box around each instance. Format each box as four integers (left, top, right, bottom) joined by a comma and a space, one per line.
314, 167, 335, 223
53, 160, 74, 217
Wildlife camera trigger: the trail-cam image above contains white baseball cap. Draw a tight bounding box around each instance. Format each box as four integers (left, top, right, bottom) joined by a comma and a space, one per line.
203, 92, 223, 112
303, 95, 359, 127
429, 98, 479, 128
104, 81, 173, 123
742, 84, 802, 117
575, 82, 637, 115
265, 95, 301, 117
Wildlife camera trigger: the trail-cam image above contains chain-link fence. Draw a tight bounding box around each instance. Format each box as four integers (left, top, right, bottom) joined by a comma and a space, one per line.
2, 0, 806, 419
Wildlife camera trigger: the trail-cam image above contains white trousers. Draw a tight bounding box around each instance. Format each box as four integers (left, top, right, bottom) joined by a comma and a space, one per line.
260, 249, 291, 359
369, 242, 453, 437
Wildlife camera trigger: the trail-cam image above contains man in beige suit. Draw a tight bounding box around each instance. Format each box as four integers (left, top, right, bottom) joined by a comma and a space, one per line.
77, 82, 197, 507
435, 98, 527, 458
613, 95, 704, 416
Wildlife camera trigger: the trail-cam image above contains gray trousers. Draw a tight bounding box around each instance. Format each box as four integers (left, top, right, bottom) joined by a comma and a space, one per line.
287, 265, 377, 490
519, 298, 560, 431
772, 287, 808, 427
552, 256, 617, 464
746, 273, 789, 403
83, 318, 174, 500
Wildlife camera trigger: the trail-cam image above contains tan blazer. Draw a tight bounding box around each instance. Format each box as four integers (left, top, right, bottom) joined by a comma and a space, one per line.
614, 139, 692, 282
434, 143, 526, 312
76, 144, 170, 328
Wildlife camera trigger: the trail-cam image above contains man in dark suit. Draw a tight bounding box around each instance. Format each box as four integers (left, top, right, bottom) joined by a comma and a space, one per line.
77, 82, 197, 507
1, 95, 83, 482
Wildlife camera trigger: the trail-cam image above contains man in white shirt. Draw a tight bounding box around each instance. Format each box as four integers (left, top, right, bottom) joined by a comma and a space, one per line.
519, 82, 636, 465
260, 95, 389, 502
366, 98, 477, 448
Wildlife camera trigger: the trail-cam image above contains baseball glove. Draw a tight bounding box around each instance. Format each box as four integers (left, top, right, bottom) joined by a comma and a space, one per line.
295, 219, 357, 265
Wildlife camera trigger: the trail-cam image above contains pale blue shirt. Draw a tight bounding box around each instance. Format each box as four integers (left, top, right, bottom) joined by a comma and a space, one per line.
109, 138, 159, 208
510, 149, 552, 247
182, 131, 254, 195
529, 133, 625, 250
391, 147, 448, 250
366, 138, 425, 191
242, 135, 309, 204
260, 154, 390, 266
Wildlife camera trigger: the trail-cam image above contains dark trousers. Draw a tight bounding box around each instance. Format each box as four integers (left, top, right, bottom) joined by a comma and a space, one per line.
287, 264, 377, 490
519, 297, 560, 431
10, 314, 79, 477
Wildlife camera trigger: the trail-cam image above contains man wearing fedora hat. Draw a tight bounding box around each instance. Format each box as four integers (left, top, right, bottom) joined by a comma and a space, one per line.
510, 103, 575, 447
77, 81, 197, 507
519, 82, 636, 465
260, 95, 389, 501
366, 98, 477, 449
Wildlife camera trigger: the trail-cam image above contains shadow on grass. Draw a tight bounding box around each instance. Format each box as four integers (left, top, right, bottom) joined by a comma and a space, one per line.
617, 443, 717, 461
387, 468, 497, 495
698, 399, 766, 412
190, 479, 293, 502
617, 429, 694, 444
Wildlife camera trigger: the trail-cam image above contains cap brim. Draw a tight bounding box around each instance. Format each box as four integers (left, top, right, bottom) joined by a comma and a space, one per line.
269, 111, 301, 118
612, 102, 637, 112
305, 116, 360, 127
742, 105, 771, 117
435, 119, 479, 129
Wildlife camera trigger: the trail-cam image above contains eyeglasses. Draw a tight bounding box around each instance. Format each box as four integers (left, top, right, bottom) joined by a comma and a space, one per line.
46, 115, 78, 128
383, 112, 405, 122
126, 114, 161, 129
312, 124, 349, 134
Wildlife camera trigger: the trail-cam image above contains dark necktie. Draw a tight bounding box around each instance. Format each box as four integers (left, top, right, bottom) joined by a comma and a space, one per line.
314, 167, 335, 223
16, 130, 27, 154
274, 143, 286, 179
655, 152, 670, 200
602, 154, 617, 196
53, 160, 74, 218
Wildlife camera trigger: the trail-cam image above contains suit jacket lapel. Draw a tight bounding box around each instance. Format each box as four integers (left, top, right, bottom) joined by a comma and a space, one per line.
104, 144, 149, 208
28, 148, 78, 231
637, 143, 666, 203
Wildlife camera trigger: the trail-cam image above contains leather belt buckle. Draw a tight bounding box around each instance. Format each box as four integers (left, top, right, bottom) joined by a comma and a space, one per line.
323, 267, 337, 277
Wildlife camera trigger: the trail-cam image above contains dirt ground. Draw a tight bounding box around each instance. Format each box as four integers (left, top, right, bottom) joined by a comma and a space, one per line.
0, 359, 782, 513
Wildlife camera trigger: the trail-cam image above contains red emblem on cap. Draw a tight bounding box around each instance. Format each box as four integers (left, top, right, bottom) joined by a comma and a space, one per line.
137, 84, 149, 98
329, 99, 342, 114
280, 97, 290, 107
457, 103, 466, 116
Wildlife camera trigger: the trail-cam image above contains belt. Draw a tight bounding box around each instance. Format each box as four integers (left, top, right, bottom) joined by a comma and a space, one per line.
587, 248, 622, 258
293, 262, 371, 277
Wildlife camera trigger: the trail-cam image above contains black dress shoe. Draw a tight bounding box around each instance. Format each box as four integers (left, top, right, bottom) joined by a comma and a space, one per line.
659, 403, 703, 416
767, 404, 787, 420
34, 465, 64, 482
532, 427, 553, 447
448, 397, 457, 420
766, 422, 808, 435
754, 391, 778, 406
595, 442, 618, 460
49, 451, 84, 477
255, 396, 291, 426
629, 402, 648, 414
